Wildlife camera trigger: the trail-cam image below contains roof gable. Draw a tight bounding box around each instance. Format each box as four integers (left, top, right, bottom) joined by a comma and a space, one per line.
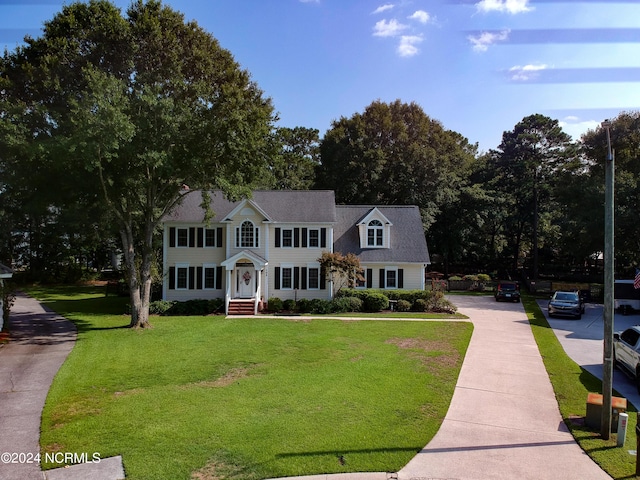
356, 207, 393, 227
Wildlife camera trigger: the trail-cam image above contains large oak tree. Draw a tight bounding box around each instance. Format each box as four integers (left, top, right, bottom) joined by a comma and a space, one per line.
0, 0, 277, 327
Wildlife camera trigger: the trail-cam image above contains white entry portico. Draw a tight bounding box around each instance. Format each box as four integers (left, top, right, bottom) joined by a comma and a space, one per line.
221, 250, 268, 315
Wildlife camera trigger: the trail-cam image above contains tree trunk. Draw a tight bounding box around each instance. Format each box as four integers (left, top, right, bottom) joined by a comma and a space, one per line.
119, 223, 151, 329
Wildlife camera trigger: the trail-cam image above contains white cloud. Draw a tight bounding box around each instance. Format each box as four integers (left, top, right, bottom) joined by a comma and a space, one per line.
559, 117, 600, 141
509, 63, 548, 81
398, 35, 423, 57
373, 19, 408, 37
372, 4, 394, 14
408, 10, 430, 24
476, 0, 532, 14
468, 30, 510, 52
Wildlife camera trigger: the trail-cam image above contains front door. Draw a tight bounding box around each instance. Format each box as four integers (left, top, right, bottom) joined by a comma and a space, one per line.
237, 267, 255, 298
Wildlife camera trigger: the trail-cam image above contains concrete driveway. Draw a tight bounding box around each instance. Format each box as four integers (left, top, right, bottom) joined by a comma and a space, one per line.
538, 299, 640, 409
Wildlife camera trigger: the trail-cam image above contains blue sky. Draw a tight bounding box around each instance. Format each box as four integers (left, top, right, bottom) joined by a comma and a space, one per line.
2, 0, 640, 152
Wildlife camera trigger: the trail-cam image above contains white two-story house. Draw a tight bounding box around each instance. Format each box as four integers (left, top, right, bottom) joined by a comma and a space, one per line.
162, 190, 430, 314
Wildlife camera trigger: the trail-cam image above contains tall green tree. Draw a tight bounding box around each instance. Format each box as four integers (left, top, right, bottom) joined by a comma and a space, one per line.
581, 111, 640, 274
489, 114, 575, 277
0, 0, 276, 327
316, 100, 477, 230
269, 127, 320, 190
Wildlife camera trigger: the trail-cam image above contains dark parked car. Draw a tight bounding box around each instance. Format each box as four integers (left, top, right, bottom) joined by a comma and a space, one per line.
548, 290, 584, 319
495, 281, 520, 302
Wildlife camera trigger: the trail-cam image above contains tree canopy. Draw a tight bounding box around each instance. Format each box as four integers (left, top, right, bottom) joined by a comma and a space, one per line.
0, 0, 277, 327
316, 99, 478, 230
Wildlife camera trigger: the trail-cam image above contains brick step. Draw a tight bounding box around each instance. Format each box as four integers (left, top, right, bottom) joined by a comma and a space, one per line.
227, 301, 255, 315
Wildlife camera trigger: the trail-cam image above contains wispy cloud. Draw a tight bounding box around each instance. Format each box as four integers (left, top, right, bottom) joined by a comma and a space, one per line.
509, 63, 548, 81
476, 0, 532, 14
468, 29, 510, 52
408, 10, 430, 24
398, 35, 424, 57
373, 19, 408, 37
372, 4, 395, 14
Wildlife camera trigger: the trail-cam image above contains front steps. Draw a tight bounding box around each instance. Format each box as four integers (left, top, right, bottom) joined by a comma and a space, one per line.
227, 299, 255, 315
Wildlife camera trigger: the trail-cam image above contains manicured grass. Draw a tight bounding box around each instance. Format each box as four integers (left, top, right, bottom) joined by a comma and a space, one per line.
31, 286, 472, 480
522, 294, 639, 479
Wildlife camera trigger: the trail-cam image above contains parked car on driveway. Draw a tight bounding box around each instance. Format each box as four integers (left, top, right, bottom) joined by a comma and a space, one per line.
548, 290, 584, 319
495, 281, 520, 302
614, 326, 640, 392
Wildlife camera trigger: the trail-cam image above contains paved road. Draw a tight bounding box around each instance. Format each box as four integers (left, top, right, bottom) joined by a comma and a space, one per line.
538, 299, 640, 408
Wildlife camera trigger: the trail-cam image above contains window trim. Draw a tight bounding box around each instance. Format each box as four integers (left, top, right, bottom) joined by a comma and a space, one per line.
367, 220, 384, 247
204, 229, 216, 248
385, 267, 398, 289
280, 263, 293, 290
282, 228, 293, 248
308, 228, 320, 248
203, 263, 217, 290
235, 220, 259, 248
176, 263, 189, 290
176, 228, 189, 248
307, 263, 321, 290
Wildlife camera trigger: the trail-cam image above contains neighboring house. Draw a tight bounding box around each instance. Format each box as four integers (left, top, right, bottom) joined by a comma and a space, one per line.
162, 190, 430, 315
0, 263, 14, 331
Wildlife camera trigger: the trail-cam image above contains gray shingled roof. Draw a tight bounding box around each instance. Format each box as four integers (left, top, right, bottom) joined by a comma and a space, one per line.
164, 190, 337, 224
334, 206, 430, 264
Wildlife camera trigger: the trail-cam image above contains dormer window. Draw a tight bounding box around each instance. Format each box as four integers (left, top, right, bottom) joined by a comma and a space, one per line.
367, 220, 384, 247
357, 207, 392, 249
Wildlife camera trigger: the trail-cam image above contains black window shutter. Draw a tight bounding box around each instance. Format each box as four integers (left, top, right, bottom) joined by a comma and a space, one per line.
274, 267, 281, 289
216, 266, 223, 289
275, 228, 281, 248
189, 267, 196, 289
294, 267, 300, 289
320, 267, 326, 290
197, 228, 203, 248
366, 268, 373, 288
216, 227, 223, 248
301, 267, 307, 289
320, 228, 327, 248
398, 269, 404, 288
189, 228, 196, 247
197, 266, 203, 289
170, 228, 176, 247
294, 228, 300, 248
302, 228, 308, 248
379, 269, 385, 289
169, 267, 175, 289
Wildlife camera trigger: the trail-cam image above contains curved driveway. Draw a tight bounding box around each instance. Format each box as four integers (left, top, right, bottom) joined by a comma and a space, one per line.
399, 295, 610, 480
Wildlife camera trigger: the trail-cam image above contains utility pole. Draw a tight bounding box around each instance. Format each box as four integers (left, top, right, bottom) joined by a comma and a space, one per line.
601, 119, 614, 439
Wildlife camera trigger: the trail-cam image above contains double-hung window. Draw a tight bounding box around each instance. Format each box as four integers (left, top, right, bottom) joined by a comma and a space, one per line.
281, 265, 293, 289
385, 268, 397, 289
205, 229, 216, 247
367, 220, 384, 247
308, 229, 320, 248
177, 228, 189, 247
176, 263, 189, 289
308, 265, 320, 290
282, 229, 293, 248
203, 264, 216, 289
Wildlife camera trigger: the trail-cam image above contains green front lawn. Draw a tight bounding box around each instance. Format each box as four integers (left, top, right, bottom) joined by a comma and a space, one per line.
32, 286, 472, 480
